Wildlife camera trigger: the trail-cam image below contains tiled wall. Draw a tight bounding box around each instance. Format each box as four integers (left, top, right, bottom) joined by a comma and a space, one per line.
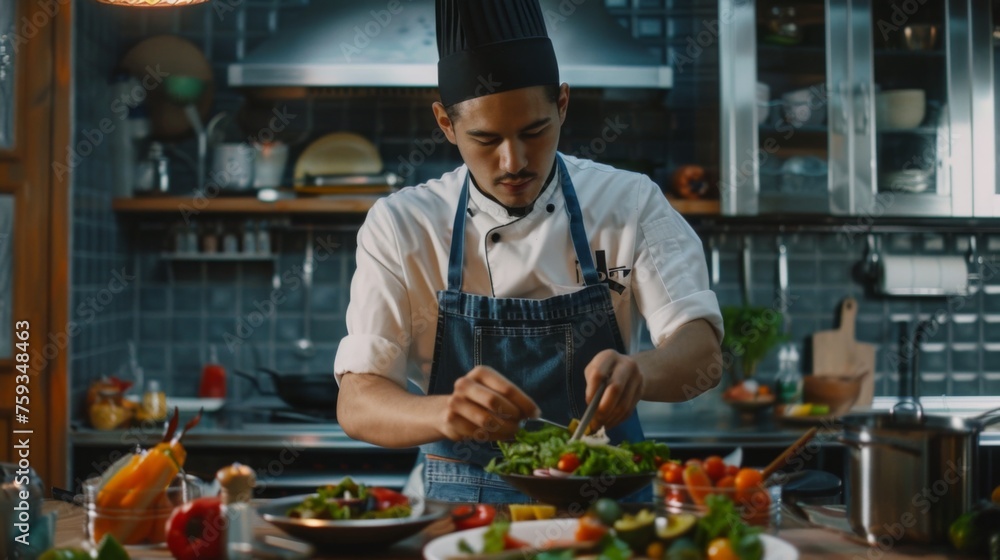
706, 230, 1000, 398
69, 1, 133, 419
72, 1, 998, 411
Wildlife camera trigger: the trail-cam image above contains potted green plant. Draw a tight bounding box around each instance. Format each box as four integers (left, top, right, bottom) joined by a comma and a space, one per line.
721, 305, 787, 387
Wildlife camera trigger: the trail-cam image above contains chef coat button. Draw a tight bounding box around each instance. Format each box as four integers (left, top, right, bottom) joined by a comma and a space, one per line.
546, 203, 555, 213
491, 232, 501, 243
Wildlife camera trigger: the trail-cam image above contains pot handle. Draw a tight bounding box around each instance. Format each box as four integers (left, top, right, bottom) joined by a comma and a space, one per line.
837, 434, 922, 456
232, 368, 275, 395
973, 406, 1000, 428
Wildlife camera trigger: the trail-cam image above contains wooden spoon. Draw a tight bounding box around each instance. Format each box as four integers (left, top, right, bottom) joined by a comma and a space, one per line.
763, 427, 819, 484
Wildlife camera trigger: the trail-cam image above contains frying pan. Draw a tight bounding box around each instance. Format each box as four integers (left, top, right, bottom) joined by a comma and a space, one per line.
233, 368, 338, 414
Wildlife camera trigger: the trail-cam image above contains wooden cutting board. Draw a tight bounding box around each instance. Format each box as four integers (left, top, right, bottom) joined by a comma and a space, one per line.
813, 297, 876, 408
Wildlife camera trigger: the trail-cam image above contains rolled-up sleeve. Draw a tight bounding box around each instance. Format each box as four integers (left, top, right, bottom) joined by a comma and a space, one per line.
334, 200, 410, 388
631, 179, 724, 346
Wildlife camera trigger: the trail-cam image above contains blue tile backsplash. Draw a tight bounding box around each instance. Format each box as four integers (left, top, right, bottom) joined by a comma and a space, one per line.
68, 0, 999, 418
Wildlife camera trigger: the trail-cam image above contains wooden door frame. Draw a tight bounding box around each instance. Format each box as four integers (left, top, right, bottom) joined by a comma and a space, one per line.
0, 0, 71, 489
50, 0, 72, 489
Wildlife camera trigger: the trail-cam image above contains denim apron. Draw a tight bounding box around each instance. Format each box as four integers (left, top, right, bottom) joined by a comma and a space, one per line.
419, 155, 645, 503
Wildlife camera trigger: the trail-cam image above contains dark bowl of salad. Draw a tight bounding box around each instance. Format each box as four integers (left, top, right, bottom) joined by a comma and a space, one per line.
486, 425, 669, 508
256, 477, 450, 546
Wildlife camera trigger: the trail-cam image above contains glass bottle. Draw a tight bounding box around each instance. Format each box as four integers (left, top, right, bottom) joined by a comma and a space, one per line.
774, 345, 803, 405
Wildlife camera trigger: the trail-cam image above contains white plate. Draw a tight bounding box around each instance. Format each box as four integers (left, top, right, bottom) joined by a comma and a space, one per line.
423, 518, 798, 560
127, 395, 225, 412
169, 397, 225, 412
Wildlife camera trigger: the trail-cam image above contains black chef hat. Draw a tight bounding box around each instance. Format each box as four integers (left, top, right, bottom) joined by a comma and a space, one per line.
436, 0, 559, 107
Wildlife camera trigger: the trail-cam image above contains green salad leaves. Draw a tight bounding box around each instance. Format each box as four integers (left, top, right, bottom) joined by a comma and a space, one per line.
484, 425, 670, 477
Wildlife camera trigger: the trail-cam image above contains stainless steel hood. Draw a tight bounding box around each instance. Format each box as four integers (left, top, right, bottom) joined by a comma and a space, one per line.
228, 0, 671, 90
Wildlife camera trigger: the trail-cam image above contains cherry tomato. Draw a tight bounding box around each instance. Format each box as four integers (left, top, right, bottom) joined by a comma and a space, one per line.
716, 475, 736, 489
725, 464, 739, 477
575, 515, 608, 542
703, 456, 726, 483
370, 487, 409, 510
452, 504, 496, 530
707, 537, 738, 560
556, 452, 580, 473
684, 458, 702, 468
659, 461, 683, 485
735, 468, 765, 502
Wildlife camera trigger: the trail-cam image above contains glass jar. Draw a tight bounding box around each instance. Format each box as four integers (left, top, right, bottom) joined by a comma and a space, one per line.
139, 379, 167, 422
89, 389, 129, 431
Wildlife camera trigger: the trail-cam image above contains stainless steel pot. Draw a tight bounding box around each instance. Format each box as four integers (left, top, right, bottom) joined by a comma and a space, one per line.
840, 403, 1000, 545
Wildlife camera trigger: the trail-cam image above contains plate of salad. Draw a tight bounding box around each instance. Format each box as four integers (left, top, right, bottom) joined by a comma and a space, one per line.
424, 495, 798, 560
257, 478, 450, 546
485, 425, 668, 506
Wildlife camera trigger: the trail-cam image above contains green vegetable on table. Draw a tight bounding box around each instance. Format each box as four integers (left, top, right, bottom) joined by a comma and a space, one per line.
696, 494, 763, 560
485, 425, 670, 476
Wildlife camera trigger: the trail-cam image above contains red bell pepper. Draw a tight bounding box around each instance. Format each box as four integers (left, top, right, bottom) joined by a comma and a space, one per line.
166, 496, 224, 560
451, 504, 496, 530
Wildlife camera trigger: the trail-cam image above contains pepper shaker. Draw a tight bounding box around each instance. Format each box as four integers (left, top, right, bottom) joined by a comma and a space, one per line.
218, 463, 257, 560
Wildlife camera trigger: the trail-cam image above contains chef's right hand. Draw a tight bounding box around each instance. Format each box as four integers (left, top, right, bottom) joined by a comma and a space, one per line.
438, 365, 540, 442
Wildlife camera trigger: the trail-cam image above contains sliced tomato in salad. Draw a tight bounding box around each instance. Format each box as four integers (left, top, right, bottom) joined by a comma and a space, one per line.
369, 487, 409, 510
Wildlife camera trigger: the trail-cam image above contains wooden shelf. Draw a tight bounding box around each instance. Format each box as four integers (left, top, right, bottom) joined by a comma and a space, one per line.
160, 252, 277, 262
666, 197, 720, 215
112, 195, 381, 214
116, 195, 720, 217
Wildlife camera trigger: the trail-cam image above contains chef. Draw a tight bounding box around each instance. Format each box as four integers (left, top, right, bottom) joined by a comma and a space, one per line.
335, 0, 724, 503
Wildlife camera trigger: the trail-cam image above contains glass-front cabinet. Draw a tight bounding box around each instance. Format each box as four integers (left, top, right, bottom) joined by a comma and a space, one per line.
720, 0, 995, 217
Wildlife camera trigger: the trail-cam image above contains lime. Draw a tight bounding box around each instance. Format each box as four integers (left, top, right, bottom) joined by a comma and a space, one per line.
950, 512, 976, 552
592, 498, 623, 526
810, 404, 831, 416
38, 549, 91, 560
96, 533, 130, 560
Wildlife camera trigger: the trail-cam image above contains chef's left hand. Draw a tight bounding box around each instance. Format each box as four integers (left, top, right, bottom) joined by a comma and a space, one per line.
584, 349, 644, 429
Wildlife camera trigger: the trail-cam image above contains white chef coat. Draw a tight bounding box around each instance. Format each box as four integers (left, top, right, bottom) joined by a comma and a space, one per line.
333, 154, 723, 393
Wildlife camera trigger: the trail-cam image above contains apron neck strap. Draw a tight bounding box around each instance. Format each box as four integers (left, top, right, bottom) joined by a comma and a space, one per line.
446, 154, 601, 291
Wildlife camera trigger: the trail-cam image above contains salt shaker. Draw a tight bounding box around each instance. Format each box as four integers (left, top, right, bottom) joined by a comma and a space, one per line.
218, 463, 257, 560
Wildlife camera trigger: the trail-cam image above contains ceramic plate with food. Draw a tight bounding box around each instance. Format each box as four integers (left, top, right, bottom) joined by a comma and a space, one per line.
257, 478, 449, 546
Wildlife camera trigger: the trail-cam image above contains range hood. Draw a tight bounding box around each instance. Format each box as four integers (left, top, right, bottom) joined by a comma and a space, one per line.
228, 0, 671, 90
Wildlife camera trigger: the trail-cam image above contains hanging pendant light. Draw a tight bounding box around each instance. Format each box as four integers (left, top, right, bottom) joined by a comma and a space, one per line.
94, 0, 209, 6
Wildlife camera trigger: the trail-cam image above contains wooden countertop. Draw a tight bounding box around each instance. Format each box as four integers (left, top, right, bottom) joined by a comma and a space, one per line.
47, 501, 971, 560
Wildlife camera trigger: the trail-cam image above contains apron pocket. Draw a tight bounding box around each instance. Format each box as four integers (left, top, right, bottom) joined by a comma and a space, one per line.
473, 324, 583, 419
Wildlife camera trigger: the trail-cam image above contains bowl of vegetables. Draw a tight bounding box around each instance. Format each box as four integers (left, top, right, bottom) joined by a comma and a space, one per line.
656, 457, 781, 530
83, 472, 203, 547
485, 425, 668, 508
425, 496, 799, 560
256, 477, 450, 547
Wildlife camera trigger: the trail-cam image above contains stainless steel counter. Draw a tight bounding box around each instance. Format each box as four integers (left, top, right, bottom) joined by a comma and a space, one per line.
69, 395, 1000, 449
